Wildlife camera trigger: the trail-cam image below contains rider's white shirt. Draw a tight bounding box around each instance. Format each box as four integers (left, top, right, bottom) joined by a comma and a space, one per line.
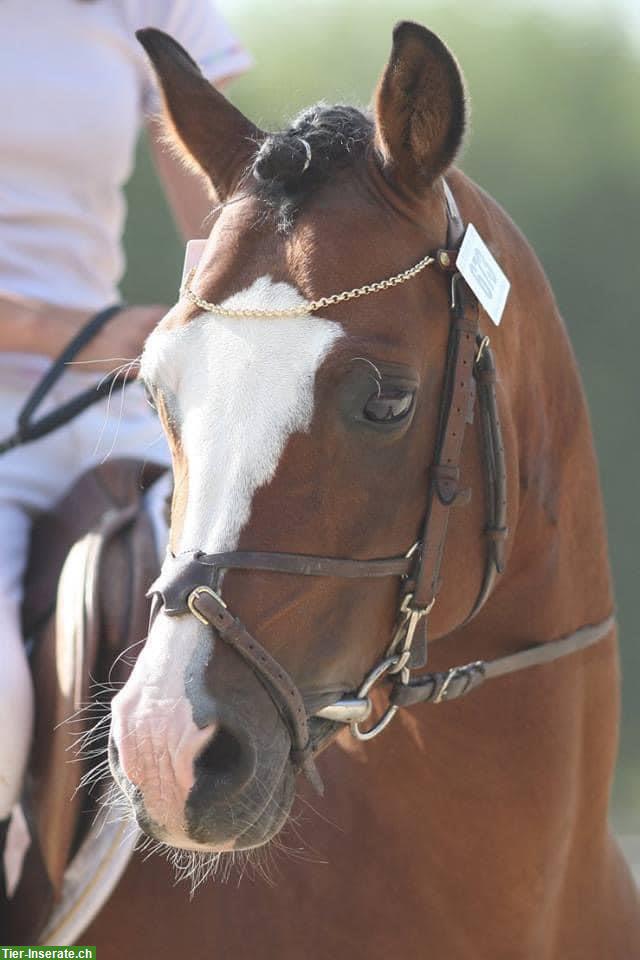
0, 0, 251, 311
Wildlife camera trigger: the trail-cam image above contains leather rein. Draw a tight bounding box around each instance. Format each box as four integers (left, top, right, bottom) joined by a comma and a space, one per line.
150, 181, 614, 793
0, 304, 130, 457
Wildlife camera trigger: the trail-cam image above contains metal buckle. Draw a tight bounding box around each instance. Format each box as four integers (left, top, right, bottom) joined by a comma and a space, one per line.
433, 661, 484, 704
450, 274, 458, 310
475, 335, 490, 365
187, 585, 226, 626
433, 668, 458, 704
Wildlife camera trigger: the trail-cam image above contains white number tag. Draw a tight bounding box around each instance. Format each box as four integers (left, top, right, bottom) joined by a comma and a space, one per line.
456, 224, 510, 326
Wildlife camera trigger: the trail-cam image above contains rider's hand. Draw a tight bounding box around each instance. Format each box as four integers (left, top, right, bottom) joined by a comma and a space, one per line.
73, 305, 168, 372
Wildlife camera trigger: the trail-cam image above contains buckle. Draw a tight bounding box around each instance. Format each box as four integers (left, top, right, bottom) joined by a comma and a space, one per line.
475, 335, 491, 365
187, 585, 226, 626
433, 661, 485, 704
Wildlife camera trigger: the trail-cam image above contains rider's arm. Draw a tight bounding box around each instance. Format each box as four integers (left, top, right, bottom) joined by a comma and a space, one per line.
0, 300, 88, 356
0, 300, 166, 367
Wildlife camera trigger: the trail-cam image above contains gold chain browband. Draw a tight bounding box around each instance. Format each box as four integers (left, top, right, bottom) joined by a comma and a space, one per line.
181, 252, 435, 319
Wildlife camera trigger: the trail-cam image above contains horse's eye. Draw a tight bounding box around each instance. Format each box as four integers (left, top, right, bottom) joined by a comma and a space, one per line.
363, 387, 414, 423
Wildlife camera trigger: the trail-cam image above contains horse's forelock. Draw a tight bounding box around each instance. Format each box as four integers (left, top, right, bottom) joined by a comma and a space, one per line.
249, 103, 373, 232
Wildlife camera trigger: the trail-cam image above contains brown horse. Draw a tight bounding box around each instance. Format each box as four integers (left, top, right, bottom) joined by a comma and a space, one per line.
86, 21, 639, 958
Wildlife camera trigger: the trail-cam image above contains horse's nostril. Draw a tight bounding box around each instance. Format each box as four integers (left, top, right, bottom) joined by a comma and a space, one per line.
194, 725, 255, 797
197, 727, 241, 773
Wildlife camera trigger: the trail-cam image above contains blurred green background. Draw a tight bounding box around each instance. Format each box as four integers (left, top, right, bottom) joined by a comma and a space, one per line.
121, 0, 639, 827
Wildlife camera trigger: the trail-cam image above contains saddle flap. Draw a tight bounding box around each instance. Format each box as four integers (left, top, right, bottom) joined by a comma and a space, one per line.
4, 459, 167, 944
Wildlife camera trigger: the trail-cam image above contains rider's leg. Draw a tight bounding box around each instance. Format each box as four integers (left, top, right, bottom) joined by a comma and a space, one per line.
0, 354, 76, 898
0, 356, 171, 799
0, 505, 33, 821
0, 354, 171, 897
0, 503, 34, 899
0, 355, 69, 832
0, 603, 33, 823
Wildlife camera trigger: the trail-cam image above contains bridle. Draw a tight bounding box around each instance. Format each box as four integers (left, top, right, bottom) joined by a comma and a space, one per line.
150, 180, 614, 794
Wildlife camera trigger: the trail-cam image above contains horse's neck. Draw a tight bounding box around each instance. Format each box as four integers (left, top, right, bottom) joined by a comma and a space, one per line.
337, 296, 639, 957
508, 307, 614, 635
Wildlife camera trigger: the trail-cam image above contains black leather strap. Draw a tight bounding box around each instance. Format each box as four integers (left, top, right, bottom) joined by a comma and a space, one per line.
391, 615, 615, 707
461, 339, 509, 626
0, 305, 129, 456
150, 548, 414, 617
411, 279, 479, 612
188, 587, 324, 794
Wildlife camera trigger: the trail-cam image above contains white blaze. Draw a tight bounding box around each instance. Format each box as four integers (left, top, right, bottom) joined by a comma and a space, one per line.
113, 277, 342, 843
141, 275, 343, 554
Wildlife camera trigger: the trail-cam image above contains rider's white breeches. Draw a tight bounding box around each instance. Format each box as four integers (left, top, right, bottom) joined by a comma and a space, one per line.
0, 352, 170, 818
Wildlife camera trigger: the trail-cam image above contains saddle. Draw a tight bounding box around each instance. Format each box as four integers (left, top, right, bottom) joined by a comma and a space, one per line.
2, 458, 168, 944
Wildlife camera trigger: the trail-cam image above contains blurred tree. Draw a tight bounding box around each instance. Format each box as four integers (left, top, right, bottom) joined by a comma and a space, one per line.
122, 1, 639, 822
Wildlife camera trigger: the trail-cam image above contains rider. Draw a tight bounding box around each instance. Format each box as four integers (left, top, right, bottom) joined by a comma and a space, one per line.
0, 0, 250, 899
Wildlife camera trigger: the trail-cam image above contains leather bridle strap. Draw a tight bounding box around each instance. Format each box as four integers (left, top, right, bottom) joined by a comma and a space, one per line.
421, 180, 508, 629
390, 614, 615, 707
411, 279, 479, 613
465, 339, 508, 623
395, 180, 506, 663
151, 548, 415, 617
186, 585, 324, 794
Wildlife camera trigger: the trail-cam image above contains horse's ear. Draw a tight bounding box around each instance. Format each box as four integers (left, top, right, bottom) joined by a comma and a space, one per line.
136, 28, 262, 200
373, 22, 467, 196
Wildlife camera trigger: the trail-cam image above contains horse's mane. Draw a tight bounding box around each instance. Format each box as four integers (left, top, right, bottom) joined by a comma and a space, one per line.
249, 103, 373, 232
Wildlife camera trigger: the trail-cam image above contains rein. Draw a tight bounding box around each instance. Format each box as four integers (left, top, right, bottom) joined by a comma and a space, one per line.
150, 180, 614, 792
0, 304, 130, 456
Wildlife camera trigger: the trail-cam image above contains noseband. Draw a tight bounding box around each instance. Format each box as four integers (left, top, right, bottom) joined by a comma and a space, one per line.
150, 181, 614, 793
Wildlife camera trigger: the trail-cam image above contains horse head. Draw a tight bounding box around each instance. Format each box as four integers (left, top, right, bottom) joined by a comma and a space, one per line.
109, 22, 515, 852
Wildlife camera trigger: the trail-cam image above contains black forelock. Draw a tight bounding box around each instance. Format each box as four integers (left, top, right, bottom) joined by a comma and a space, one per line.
248, 102, 373, 232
